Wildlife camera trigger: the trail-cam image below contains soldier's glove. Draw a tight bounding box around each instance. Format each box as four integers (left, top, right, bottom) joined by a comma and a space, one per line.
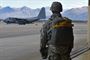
40, 47, 48, 59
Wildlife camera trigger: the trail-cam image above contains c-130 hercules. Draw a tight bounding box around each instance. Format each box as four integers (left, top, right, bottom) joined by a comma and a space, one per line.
3, 7, 46, 25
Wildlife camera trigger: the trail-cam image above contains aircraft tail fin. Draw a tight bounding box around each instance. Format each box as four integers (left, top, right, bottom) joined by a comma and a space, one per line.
37, 7, 46, 19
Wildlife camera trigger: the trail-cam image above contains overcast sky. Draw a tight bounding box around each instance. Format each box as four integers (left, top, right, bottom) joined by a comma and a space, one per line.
0, 0, 88, 9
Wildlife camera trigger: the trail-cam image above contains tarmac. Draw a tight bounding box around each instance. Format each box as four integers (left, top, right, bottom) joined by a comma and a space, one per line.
0, 22, 89, 60
0, 34, 89, 60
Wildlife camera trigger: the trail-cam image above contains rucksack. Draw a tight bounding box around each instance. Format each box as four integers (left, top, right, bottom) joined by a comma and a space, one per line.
48, 17, 74, 47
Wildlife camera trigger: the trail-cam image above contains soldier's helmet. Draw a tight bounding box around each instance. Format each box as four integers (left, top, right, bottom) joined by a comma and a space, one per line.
50, 2, 63, 13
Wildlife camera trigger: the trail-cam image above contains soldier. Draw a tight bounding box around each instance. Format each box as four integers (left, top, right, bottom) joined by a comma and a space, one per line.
40, 1, 74, 60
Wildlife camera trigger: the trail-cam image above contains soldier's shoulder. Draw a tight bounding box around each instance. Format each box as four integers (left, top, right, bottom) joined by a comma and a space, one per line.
55, 17, 72, 22
55, 16, 72, 21
63, 17, 72, 21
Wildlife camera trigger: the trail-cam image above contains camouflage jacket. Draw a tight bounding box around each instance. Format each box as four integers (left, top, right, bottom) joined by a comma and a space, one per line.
40, 19, 52, 48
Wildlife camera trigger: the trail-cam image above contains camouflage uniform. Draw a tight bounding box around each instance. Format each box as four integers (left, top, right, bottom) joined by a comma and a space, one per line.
48, 14, 74, 60
40, 1, 74, 60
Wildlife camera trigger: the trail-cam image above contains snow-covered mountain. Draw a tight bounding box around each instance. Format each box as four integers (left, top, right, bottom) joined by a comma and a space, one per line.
0, 6, 40, 19
0, 6, 15, 14
62, 6, 88, 21
0, 6, 88, 21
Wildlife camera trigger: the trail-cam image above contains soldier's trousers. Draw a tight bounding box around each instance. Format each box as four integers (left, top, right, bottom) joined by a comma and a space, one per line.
48, 45, 72, 60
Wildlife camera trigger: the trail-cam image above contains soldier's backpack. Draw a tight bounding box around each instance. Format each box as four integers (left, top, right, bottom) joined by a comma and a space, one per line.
48, 17, 74, 47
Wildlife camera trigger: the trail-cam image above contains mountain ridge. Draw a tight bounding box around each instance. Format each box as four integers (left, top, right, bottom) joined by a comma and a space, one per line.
0, 6, 88, 21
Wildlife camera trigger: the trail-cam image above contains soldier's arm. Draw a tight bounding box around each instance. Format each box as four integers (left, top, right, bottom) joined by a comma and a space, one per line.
40, 23, 49, 59
40, 24, 48, 48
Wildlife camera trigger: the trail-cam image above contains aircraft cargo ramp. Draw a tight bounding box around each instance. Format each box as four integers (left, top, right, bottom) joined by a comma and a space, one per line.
73, 50, 90, 60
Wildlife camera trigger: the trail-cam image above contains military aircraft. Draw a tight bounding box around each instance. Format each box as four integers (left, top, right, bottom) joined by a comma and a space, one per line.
3, 7, 46, 25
